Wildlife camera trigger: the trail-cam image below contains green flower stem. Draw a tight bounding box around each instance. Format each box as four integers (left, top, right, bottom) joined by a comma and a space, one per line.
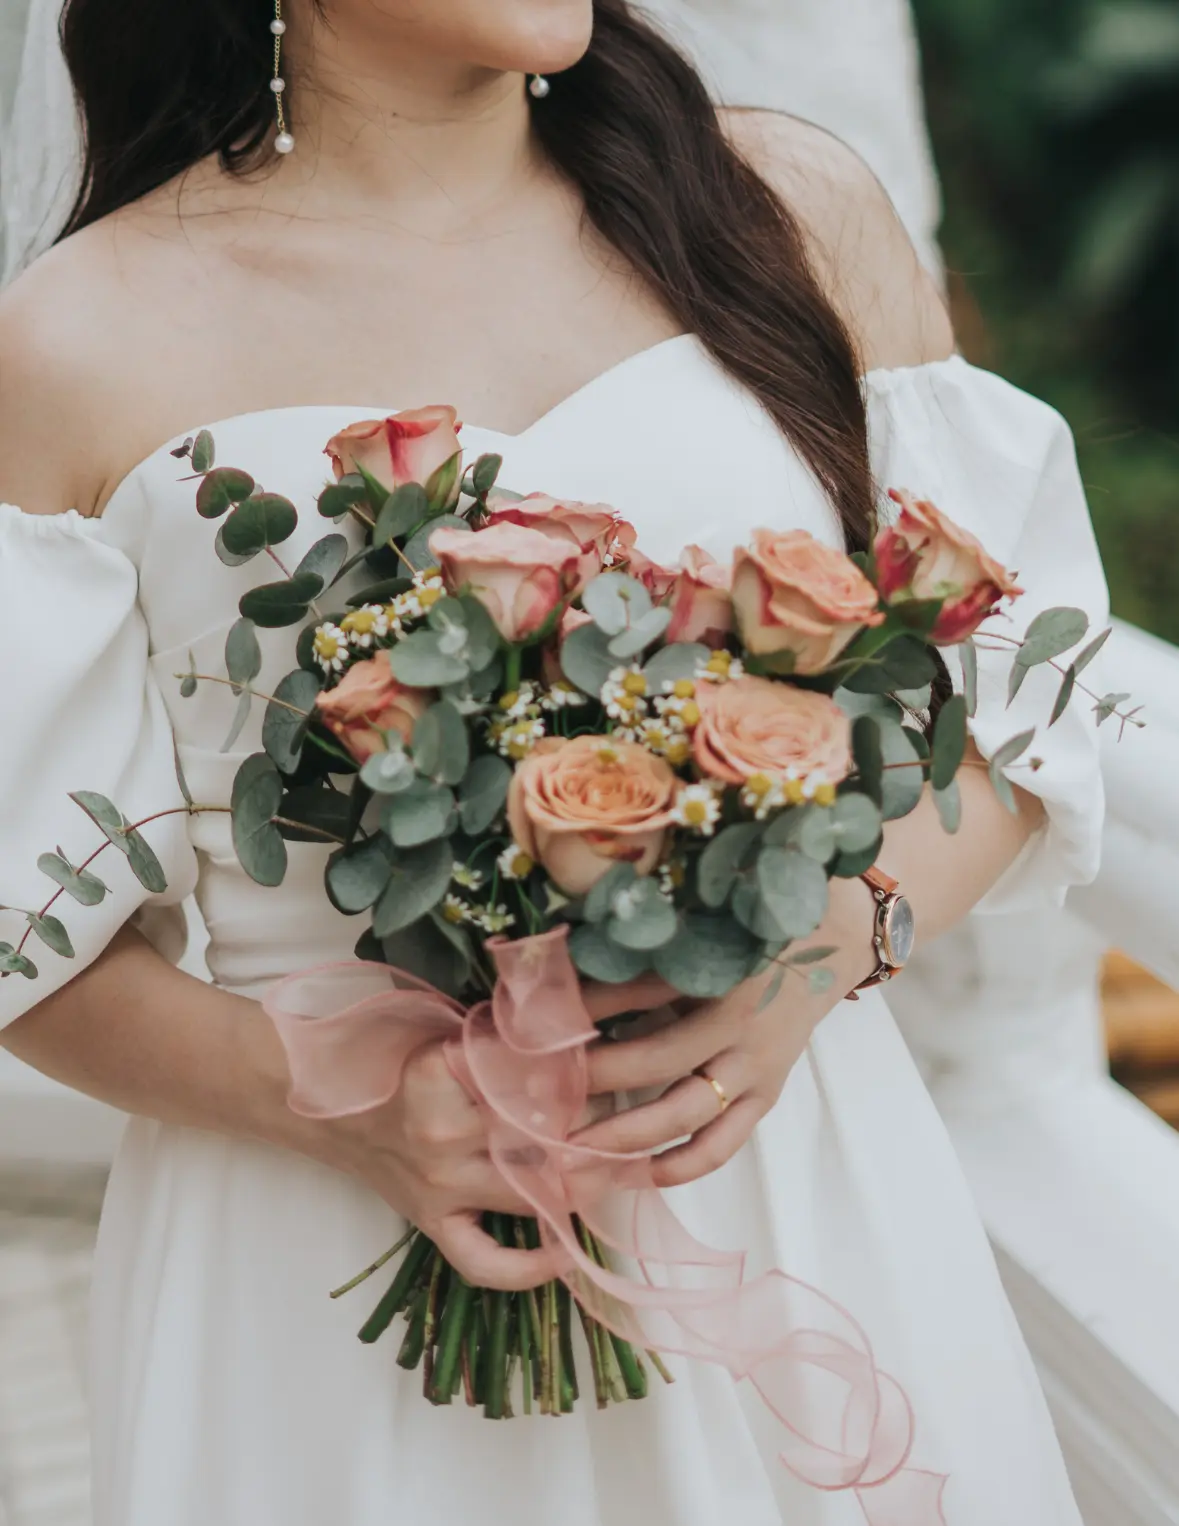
558, 1285, 578, 1411
330, 1226, 416, 1300
513, 1222, 546, 1406
357, 1230, 433, 1345
647, 1349, 676, 1387
610, 1336, 649, 1401
396, 1286, 429, 1370
483, 1217, 513, 1420
577, 1301, 610, 1409
421, 1250, 446, 1394
462, 1319, 479, 1407
428, 1272, 477, 1406
546, 1277, 562, 1415
504, 645, 524, 695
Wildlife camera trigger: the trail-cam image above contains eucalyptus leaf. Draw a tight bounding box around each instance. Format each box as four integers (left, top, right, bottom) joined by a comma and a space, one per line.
561, 622, 616, 700
276, 787, 352, 844
326, 835, 395, 914
1016, 607, 1089, 669
347, 577, 413, 609
458, 754, 512, 835
732, 876, 790, 942
755, 847, 829, 940
230, 753, 288, 887
1073, 626, 1112, 678
582, 573, 652, 637
653, 914, 761, 998
404, 513, 469, 573
318, 477, 367, 519
428, 596, 499, 673
239, 574, 324, 629
930, 694, 968, 792
852, 715, 884, 806
1050, 664, 1078, 727
26, 913, 74, 959
642, 643, 710, 691
374, 483, 429, 547
295, 534, 349, 590
933, 780, 963, 834
961, 640, 979, 718
607, 605, 672, 660
389, 630, 470, 688
569, 923, 652, 984
413, 702, 470, 786
763, 806, 812, 851
220, 494, 298, 556
180, 652, 199, 700
360, 747, 417, 796
121, 827, 166, 892
380, 779, 457, 848
987, 730, 1035, 816
196, 467, 255, 519
378, 913, 474, 1001
1095, 692, 1132, 726
0, 945, 38, 979
471, 453, 503, 497
221, 688, 253, 754
584, 862, 638, 925
371, 838, 454, 937
69, 791, 130, 853
786, 945, 839, 967
877, 719, 925, 821
215, 525, 260, 568
827, 793, 884, 854
37, 853, 107, 907
606, 879, 678, 951
756, 968, 787, 1013
696, 822, 763, 908
1008, 660, 1031, 706
798, 810, 838, 864
842, 634, 937, 694
225, 618, 262, 691
263, 669, 322, 773
191, 430, 215, 474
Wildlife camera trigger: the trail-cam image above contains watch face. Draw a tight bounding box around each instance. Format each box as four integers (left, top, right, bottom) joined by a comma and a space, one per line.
882, 896, 915, 968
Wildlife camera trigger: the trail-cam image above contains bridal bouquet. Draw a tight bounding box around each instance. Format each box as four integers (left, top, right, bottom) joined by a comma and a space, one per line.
4, 405, 1134, 1434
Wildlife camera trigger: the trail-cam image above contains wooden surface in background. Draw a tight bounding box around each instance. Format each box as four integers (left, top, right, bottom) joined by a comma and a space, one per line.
1105, 953, 1179, 1126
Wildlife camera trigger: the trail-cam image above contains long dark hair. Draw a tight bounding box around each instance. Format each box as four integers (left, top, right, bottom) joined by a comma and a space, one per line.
57, 0, 876, 552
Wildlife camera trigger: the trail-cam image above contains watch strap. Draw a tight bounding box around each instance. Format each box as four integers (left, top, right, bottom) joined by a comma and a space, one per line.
847, 868, 903, 1000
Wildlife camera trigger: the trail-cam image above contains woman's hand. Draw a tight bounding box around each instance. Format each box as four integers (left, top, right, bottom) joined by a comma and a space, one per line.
320, 1040, 564, 1292
575, 876, 879, 1187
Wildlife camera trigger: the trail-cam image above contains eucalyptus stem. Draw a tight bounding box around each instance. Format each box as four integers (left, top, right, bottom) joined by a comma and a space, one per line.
330, 1226, 416, 1299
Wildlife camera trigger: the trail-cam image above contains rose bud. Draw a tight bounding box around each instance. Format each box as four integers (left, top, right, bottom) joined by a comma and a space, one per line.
507, 735, 678, 895
624, 547, 679, 601
731, 529, 883, 674
693, 676, 852, 789
875, 490, 1024, 644
428, 521, 581, 643
666, 545, 734, 646
486, 492, 636, 594
314, 651, 431, 764
324, 406, 463, 510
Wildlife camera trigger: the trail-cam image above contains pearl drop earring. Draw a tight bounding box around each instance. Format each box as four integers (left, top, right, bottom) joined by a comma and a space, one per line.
271, 1, 294, 155
528, 75, 551, 100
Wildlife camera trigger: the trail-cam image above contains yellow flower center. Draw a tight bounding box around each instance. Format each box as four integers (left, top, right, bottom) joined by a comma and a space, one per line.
812, 782, 837, 808
417, 585, 443, 610
499, 691, 520, 712
665, 738, 692, 767
706, 651, 733, 676
341, 609, 377, 635
313, 630, 341, 659
595, 744, 620, 766
682, 799, 711, 828
672, 678, 696, 700
745, 773, 774, 799
622, 672, 648, 697
442, 901, 465, 924
678, 700, 701, 729
615, 693, 640, 713
509, 851, 535, 878
784, 778, 807, 806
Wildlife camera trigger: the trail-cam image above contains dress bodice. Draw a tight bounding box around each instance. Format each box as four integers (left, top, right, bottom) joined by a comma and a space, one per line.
0, 339, 1109, 1015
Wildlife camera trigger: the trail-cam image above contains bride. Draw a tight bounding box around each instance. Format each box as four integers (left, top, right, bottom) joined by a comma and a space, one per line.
0, 2, 1107, 1522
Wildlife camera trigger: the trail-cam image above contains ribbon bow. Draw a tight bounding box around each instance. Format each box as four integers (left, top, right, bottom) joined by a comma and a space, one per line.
266, 925, 948, 1523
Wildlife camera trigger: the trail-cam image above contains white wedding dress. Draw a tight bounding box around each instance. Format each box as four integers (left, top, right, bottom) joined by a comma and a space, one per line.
0, 338, 1106, 1525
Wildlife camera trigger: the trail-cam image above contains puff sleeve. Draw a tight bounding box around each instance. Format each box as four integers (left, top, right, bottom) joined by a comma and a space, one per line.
0, 505, 199, 1025
865, 357, 1109, 912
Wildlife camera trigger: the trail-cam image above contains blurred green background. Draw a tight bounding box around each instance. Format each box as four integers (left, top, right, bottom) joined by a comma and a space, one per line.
912, 0, 1179, 641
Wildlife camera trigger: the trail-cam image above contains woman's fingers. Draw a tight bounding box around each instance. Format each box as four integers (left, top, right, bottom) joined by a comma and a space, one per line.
648, 1097, 764, 1189
580, 974, 681, 1024
573, 1059, 742, 1156
586, 996, 740, 1095
431, 1212, 566, 1292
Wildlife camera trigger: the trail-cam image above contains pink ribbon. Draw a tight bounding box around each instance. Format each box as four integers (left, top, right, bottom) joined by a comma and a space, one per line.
266, 927, 948, 1522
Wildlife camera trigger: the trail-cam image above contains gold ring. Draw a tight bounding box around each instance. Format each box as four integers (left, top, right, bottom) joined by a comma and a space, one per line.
696, 1069, 729, 1115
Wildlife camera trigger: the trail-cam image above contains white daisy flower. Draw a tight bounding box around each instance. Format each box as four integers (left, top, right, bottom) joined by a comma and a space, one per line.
452, 863, 485, 891
654, 682, 702, 732
497, 843, 535, 881
497, 682, 540, 722
540, 680, 588, 711
601, 666, 649, 724
477, 904, 516, 935
312, 622, 349, 674
440, 894, 472, 925
741, 773, 788, 821
496, 718, 546, 761
339, 604, 389, 648
412, 568, 446, 612
696, 651, 745, 684
672, 783, 723, 836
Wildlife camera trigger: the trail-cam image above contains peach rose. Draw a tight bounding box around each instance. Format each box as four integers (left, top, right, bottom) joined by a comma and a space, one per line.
875, 490, 1024, 644
666, 546, 734, 646
624, 547, 679, 601
325, 406, 462, 506
486, 493, 636, 593
428, 522, 580, 643
507, 735, 678, 895
693, 676, 851, 787
314, 651, 431, 764
731, 529, 884, 674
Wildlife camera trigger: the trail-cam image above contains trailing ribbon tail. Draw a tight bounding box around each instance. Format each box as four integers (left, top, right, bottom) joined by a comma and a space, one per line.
266, 926, 948, 1523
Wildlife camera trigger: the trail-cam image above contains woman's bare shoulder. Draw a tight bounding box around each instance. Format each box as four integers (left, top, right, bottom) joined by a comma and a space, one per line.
719, 108, 954, 372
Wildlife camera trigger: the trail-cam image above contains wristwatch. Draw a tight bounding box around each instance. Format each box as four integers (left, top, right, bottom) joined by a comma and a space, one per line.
848, 868, 915, 999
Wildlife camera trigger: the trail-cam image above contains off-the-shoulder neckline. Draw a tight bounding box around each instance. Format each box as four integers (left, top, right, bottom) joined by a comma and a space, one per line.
16, 340, 969, 528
